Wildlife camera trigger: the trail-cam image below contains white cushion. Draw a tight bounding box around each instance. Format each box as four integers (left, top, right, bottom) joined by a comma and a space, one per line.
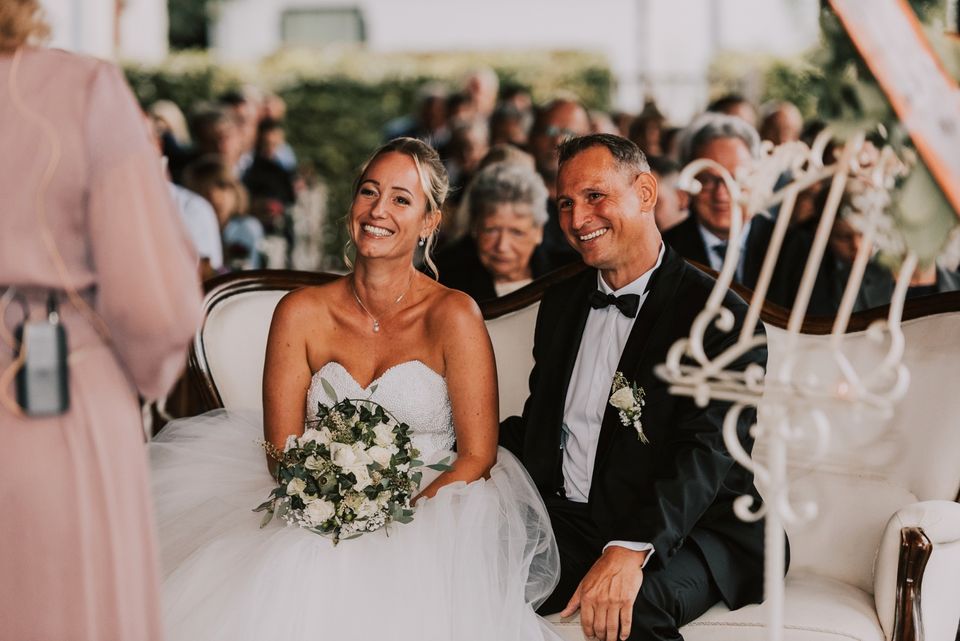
484, 303, 539, 421
755, 466, 917, 593
201, 289, 285, 411
544, 573, 884, 641
753, 314, 960, 593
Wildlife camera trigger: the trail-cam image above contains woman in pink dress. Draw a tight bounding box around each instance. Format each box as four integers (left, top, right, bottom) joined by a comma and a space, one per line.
0, 3, 203, 639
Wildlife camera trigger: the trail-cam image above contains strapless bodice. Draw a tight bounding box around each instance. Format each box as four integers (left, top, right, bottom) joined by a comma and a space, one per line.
306, 360, 455, 457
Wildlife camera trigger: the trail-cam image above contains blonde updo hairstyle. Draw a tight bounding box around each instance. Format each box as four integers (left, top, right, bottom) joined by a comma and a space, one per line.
0, 0, 50, 52
346, 137, 449, 277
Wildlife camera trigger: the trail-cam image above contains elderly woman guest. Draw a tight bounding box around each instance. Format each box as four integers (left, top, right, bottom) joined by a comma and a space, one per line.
434, 161, 564, 301
0, 2, 203, 640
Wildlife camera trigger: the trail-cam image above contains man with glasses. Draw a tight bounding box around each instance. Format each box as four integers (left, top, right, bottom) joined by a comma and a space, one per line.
663, 113, 806, 308
528, 99, 592, 257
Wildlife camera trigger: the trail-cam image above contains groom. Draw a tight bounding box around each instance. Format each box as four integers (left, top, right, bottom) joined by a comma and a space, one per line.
501, 134, 781, 641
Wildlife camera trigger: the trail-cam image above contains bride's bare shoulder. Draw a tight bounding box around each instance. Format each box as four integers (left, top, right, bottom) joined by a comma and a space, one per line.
271, 278, 348, 333
423, 279, 484, 333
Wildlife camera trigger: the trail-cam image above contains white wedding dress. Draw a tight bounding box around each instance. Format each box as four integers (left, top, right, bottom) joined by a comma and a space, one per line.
150, 360, 562, 641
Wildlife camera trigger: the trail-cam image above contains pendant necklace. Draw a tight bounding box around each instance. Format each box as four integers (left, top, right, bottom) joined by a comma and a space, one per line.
351, 271, 415, 333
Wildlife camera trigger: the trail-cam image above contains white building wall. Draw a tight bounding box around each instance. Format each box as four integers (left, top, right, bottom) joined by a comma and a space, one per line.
39, 0, 167, 62
211, 0, 820, 120
119, 0, 169, 63
41, 0, 115, 59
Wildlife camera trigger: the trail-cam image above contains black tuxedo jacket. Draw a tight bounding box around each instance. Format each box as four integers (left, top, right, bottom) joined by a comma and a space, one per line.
662, 215, 808, 309
501, 246, 779, 609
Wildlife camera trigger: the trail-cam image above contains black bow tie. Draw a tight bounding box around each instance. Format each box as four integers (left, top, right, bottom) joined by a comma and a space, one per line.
588, 290, 641, 318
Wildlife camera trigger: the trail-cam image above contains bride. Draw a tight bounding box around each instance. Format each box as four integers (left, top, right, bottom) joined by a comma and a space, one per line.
149, 138, 562, 641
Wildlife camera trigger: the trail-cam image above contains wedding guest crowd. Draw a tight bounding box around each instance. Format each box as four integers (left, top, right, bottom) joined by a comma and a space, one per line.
390, 71, 960, 309
148, 86, 324, 276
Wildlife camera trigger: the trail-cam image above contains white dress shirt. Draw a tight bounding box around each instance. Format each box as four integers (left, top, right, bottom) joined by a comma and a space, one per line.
561, 243, 665, 562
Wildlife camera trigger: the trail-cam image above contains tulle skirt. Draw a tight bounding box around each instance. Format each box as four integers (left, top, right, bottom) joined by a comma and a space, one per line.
150, 410, 562, 641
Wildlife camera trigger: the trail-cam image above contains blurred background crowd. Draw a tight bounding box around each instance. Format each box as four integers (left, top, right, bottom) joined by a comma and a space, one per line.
39, 0, 960, 311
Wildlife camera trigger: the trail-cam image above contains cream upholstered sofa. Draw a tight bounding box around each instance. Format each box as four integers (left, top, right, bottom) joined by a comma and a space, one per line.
186, 267, 960, 641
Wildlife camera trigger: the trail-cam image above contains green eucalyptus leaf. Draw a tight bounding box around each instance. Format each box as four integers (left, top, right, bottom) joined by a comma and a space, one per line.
320, 377, 338, 403
426, 456, 454, 472
253, 499, 274, 513
259, 508, 275, 529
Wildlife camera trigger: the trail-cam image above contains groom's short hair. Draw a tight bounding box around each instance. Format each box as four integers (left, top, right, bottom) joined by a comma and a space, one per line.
557, 133, 650, 175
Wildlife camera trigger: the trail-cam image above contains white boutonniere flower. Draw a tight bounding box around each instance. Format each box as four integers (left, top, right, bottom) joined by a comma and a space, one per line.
609, 371, 648, 443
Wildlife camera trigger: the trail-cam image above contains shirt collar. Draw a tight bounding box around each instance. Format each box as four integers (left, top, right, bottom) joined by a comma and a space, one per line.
598, 242, 665, 296
696, 218, 752, 251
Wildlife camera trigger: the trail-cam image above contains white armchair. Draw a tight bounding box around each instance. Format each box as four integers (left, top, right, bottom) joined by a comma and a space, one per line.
186, 268, 960, 641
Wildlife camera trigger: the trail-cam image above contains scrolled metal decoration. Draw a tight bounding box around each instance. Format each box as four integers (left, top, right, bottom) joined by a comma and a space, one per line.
657, 128, 918, 641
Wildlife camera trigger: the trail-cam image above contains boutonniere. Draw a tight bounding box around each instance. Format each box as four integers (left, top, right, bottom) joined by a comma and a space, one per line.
609, 371, 648, 443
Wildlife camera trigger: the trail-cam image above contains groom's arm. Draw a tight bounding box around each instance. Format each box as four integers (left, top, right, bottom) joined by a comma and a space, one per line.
605, 319, 766, 569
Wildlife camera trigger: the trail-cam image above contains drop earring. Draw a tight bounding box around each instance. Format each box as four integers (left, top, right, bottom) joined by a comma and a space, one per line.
418, 236, 426, 247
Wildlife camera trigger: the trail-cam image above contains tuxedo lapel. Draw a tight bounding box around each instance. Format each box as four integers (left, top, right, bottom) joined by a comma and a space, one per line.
592, 248, 684, 478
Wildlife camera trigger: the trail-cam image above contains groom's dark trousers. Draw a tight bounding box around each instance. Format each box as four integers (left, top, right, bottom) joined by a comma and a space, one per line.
501, 248, 789, 640
537, 497, 722, 641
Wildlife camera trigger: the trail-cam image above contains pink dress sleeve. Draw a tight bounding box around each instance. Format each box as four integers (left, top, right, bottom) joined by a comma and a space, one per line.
83, 61, 203, 399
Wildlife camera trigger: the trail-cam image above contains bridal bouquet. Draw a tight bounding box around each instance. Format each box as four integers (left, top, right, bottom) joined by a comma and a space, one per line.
256, 380, 449, 544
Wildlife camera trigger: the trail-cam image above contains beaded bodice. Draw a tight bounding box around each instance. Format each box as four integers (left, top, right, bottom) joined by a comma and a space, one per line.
306, 360, 455, 457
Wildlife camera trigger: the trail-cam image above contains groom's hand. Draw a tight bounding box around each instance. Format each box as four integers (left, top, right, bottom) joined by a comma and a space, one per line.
560, 546, 647, 641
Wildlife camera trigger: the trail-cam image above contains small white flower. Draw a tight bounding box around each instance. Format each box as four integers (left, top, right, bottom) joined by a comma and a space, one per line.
367, 444, 397, 467
303, 499, 335, 525
396, 462, 410, 473
609, 387, 635, 411
286, 478, 306, 496
373, 423, 396, 446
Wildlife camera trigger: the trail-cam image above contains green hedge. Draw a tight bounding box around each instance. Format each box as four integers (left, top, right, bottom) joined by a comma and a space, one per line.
124, 49, 613, 263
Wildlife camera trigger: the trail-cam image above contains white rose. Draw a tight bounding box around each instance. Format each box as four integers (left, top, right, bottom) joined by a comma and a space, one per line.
367, 445, 397, 467
329, 442, 357, 469
304, 455, 324, 471
286, 478, 306, 496
351, 465, 373, 491
350, 442, 373, 466
303, 499, 335, 525
373, 423, 396, 447
301, 427, 332, 446
609, 387, 635, 411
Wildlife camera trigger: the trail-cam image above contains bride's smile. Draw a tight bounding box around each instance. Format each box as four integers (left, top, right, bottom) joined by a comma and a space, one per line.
350, 151, 439, 260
